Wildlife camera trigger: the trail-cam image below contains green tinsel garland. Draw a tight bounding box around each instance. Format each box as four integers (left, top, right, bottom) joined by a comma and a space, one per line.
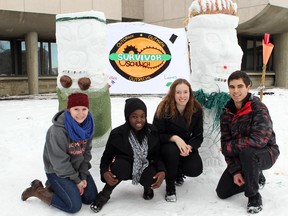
193, 89, 231, 131
56, 16, 106, 24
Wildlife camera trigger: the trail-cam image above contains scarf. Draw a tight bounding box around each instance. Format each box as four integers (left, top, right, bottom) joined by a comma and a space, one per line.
128, 130, 149, 185
64, 111, 94, 142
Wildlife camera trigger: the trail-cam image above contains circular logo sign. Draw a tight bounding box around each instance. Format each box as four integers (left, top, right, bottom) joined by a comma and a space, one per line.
109, 33, 171, 82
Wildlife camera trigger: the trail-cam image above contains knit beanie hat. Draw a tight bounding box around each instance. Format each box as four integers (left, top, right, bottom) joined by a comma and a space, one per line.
124, 98, 147, 120
67, 93, 89, 109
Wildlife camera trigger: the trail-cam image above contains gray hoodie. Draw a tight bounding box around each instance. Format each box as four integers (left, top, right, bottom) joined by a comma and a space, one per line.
43, 110, 93, 184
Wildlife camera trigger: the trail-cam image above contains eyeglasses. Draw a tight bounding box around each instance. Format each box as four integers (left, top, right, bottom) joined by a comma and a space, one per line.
60, 75, 91, 90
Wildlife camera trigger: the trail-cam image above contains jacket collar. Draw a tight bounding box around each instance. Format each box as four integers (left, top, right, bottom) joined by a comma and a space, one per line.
226, 93, 252, 114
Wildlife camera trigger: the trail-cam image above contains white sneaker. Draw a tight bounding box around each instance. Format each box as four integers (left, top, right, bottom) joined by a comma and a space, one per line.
165, 194, 177, 202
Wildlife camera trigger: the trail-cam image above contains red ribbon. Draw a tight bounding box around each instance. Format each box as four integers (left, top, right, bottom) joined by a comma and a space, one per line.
264, 33, 270, 45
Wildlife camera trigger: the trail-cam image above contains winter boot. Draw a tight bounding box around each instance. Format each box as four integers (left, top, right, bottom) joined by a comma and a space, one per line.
247, 192, 263, 214
45, 181, 54, 193
259, 171, 266, 190
21, 179, 53, 205
165, 180, 177, 202
90, 184, 114, 213
143, 187, 154, 200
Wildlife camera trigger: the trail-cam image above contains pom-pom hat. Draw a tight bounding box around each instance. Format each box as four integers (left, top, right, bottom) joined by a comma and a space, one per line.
124, 98, 147, 121
67, 93, 89, 109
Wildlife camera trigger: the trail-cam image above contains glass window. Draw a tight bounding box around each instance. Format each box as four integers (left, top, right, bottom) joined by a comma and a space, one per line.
0, 40, 13, 76
38, 41, 58, 76
19, 41, 27, 75
38, 42, 49, 75
50, 42, 58, 75
239, 36, 273, 73
0, 40, 57, 76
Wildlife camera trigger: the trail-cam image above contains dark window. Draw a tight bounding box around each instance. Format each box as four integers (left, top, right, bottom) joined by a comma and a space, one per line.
0, 39, 58, 76
238, 36, 273, 73
38, 41, 58, 76
0, 40, 13, 76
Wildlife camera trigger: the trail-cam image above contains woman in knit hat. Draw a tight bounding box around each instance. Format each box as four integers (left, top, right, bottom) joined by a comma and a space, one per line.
21, 92, 98, 213
90, 98, 166, 213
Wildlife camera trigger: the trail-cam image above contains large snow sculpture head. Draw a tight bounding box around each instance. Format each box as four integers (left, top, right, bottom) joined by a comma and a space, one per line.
56, 11, 108, 91
187, 0, 243, 93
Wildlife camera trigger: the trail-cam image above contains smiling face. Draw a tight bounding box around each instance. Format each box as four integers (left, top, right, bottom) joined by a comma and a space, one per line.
69, 106, 89, 124
175, 83, 190, 108
129, 109, 146, 132
228, 78, 251, 109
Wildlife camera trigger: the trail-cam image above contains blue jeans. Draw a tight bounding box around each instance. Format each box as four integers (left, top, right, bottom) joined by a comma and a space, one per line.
46, 173, 98, 213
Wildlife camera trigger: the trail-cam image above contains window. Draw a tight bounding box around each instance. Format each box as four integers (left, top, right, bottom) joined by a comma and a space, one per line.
51, 43, 58, 75
0, 40, 13, 76
239, 36, 273, 72
0, 39, 58, 76
39, 41, 58, 76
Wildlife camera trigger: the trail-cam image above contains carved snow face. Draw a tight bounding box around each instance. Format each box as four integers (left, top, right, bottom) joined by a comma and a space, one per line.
56, 12, 108, 91
187, 14, 243, 93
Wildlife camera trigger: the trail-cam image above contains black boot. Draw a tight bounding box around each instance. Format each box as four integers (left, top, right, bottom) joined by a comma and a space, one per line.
247, 192, 263, 214
90, 184, 115, 213
165, 180, 176, 202
143, 187, 154, 200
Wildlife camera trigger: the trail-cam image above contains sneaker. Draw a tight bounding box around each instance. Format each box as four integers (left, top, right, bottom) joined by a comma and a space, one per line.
259, 171, 266, 190
175, 174, 186, 186
165, 192, 177, 202
165, 180, 177, 202
143, 187, 154, 200
247, 192, 263, 214
90, 191, 111, 213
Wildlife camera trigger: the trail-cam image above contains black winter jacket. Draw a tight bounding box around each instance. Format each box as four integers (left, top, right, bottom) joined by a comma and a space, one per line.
99, 122, 166, 182
220, 93, 280, 174
153, 109, 204, 151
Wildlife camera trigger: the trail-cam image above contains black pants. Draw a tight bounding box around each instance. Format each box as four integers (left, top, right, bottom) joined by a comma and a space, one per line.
216, 147, 273, 198
161, 142, 203, 181
110, 156, 157, 188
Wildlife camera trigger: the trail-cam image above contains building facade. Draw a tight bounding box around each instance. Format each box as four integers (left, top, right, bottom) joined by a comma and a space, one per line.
0, 0, 287, 96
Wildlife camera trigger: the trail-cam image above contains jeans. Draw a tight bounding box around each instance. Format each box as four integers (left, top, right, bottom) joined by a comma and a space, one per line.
216, 147, 273, 199
46, 173, 98, 213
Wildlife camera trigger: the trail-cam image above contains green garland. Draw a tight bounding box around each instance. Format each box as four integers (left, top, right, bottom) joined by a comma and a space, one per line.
56, 16, 106, 24
193, 89, 231, 131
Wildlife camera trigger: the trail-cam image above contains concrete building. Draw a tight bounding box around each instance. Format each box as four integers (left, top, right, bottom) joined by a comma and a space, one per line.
0, 0, 287, 96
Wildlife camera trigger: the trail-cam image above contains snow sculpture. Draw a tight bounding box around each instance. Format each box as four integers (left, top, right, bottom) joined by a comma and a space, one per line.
56, 11, 111, 147
186, 0, 243, 166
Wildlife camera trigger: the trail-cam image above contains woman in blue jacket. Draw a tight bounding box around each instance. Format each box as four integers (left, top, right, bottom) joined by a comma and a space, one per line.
153, 78, 204, 202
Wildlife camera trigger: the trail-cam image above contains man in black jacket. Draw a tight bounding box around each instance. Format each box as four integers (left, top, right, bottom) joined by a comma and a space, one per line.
216, 71, 280, 214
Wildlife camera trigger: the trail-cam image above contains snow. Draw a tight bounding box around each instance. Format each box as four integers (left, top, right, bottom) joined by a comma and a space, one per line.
1, 89, 287, 216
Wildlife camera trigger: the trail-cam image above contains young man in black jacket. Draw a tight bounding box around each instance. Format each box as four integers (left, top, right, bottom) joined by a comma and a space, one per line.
216, 71, 280, 214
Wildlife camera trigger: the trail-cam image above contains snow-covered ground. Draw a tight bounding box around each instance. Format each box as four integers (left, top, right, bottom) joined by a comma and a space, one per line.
1, 89, 287, 216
